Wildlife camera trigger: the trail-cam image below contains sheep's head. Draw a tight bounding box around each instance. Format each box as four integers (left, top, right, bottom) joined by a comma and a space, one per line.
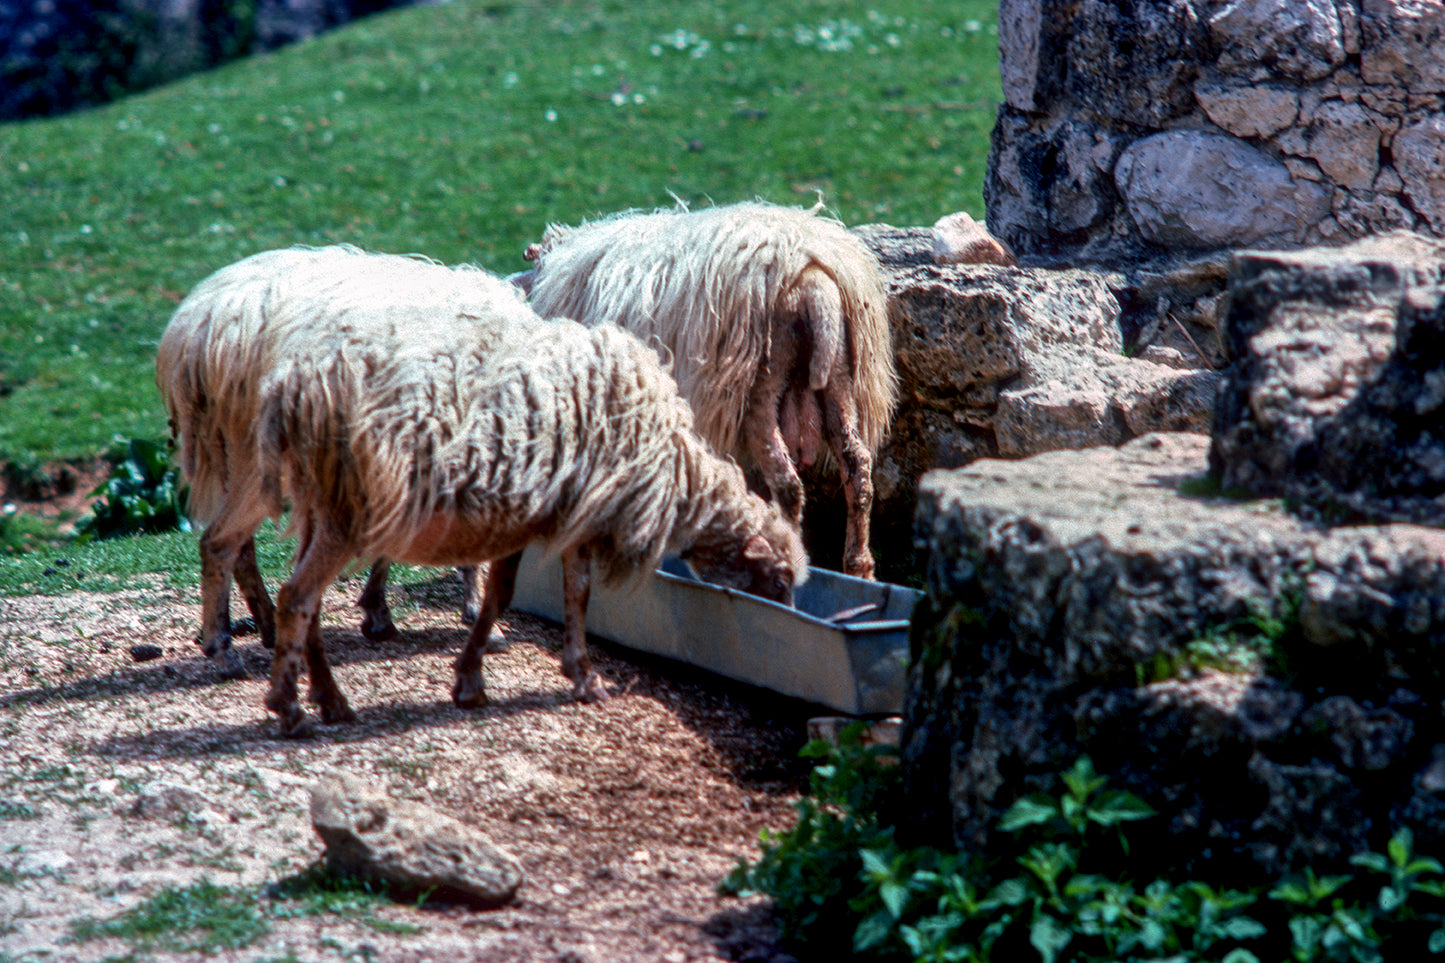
523, 222, 573, 263
682, 506, 807, 606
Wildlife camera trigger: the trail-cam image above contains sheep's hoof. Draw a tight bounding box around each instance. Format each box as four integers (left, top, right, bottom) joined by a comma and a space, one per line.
484, 628, 511, 654
575, 675, 611, 704
282, 717, 316, 739
462, 602, 483, 626
320, 698, 356, 725
360, 612, 398, 641
210, 645, 248, 681
451, 674, 490, 709
273, 705, 314, 739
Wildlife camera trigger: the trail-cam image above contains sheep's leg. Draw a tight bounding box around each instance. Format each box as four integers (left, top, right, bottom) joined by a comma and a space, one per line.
560, 545, 609, 703
458, 565, 482, 625
451, 552, 522, 708
743, 376, 806, 526
822, 382, 877, 581
357, 559, 398, 641
198, 524, 254, 679
233, 538, 275, 649
265, 523, 353, 738
304, 604, 356, 725
460, 563, 510, 651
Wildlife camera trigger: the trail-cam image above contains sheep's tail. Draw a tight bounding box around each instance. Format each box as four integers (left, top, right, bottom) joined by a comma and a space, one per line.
796, 219, 899, 454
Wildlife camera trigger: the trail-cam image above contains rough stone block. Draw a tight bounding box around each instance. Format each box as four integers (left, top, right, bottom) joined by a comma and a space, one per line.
1360, 0, 1445, 92
1211, 231, 1445, 526
905, 432, 1445, 881
1114, 131, 1331, 249
311, 771, 523, 907
836, 226, 1224, 577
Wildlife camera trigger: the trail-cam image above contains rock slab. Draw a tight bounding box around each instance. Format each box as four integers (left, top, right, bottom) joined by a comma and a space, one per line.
1211, 230, 1445, 526
834, 224, 1219, 578
905, 432, 1445, 882
311, 771, 523, 906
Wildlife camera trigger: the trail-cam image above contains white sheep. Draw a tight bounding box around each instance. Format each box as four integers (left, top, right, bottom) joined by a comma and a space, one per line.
254, 318, 807, 737
155, 245, 536, 676
519, 200, 898, 579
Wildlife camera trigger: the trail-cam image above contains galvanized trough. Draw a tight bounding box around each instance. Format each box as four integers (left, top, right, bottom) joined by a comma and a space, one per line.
508, 549, 922, 715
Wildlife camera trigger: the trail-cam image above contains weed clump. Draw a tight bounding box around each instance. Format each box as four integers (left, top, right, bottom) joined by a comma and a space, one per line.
74, 437, 190, 543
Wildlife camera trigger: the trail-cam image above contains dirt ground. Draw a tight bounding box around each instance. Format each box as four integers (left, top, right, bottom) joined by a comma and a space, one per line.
0, 567, 819, 962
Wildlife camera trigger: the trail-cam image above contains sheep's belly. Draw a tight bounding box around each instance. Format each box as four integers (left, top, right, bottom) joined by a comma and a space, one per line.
394, 513, 530, 568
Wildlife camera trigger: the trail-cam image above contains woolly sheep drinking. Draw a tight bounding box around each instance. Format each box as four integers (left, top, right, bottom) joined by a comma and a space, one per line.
155, 245, 536, 677
520, 200, 899, 579
255, 319, 807, 737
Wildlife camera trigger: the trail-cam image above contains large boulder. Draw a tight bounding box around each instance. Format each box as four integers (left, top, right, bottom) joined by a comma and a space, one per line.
904, 432, 1445, 883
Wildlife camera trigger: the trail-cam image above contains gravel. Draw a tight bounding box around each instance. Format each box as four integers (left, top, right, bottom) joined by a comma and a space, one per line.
0, 572, 814, 962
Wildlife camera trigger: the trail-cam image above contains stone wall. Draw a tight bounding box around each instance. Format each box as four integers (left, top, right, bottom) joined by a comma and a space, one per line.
988, 0, 1445, 265
1211, 231, 1445, 526
905, 432, 1445, 883
903, 231, 1445, 883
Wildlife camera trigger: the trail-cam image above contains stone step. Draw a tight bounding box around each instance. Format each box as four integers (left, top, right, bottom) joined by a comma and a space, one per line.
905, 431, 1445, 881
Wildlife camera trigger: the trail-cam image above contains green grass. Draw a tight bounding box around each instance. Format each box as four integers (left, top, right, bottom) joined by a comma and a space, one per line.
70, 878, 271, 954
0, 527, 244, 595
66, 868, 423, 959
0, 0, 1000, 590
268, 862, 425, 934
0, 517, 452, 595
0, 0, 1000, 466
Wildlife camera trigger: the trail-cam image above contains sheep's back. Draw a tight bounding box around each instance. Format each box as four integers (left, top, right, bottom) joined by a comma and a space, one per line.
527, 201, 897, 457
157, 244, 539, 524
309, 322, 701, 581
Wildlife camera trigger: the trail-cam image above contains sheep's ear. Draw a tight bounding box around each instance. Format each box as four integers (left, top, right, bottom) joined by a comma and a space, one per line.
742, 534, 775, 561
507, 269, 536, 294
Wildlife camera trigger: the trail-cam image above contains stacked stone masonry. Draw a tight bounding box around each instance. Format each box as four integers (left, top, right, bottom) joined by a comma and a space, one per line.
988, 0, 1445, 263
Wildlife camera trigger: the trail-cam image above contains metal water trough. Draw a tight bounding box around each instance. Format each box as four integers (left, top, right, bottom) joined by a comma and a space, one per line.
508, 548, 922, 715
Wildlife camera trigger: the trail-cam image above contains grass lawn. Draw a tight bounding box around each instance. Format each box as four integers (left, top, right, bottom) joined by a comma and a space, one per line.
0, 0, 1000, 586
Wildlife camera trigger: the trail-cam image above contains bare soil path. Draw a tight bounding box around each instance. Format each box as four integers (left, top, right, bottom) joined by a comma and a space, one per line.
0, 572, 811, 962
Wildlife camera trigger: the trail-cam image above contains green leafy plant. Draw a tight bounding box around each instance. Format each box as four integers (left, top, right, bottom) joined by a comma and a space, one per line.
1138, 582, 1305, 686
726, 739, 1445, 962
722, 721, 903, 952
73, 437, 191, 542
